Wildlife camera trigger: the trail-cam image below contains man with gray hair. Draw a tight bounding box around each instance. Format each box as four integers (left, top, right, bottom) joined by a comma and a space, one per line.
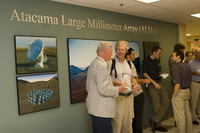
86, 41, 127, 133
108, 40, 140, 133
188, 48, 200, 125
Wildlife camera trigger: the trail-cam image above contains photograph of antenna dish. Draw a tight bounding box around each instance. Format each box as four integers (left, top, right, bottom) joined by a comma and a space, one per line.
14, 36, 58, 74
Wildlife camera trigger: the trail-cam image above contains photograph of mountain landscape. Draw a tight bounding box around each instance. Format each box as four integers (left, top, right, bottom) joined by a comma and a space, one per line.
67, 38, 140, 104
16, 73, 60, 115
14, 36, 58, 74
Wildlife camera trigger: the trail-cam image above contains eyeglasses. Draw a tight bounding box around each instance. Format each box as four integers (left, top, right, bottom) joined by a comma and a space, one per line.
117, 49, 126, 52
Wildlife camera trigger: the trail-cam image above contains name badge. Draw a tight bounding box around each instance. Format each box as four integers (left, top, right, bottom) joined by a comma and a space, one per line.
122, 73, 128, 78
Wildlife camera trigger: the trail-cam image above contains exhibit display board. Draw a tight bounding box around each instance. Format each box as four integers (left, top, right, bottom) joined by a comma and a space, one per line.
0, 0, 178, 133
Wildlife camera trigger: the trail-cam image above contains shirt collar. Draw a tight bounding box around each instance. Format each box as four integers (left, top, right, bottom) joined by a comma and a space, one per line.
175, 61, 183, 65
97, 56, 107, 66
115, 56, 126, 63
148, 55, 157, 61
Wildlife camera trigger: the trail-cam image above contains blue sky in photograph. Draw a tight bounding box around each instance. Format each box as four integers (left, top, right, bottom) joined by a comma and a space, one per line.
15, 36, 56, 47
18, 73, 58, 83
68, 39, 140, 68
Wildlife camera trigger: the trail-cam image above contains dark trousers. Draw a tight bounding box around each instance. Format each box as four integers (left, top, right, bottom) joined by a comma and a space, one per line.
91, 115, 113, 133
132, 92, 145, 133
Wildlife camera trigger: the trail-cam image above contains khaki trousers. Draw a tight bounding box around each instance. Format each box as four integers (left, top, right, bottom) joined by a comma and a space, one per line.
190, 81, 200, 121
112, 94, 134, 133
197, 97, 200, 118
148, 82, 170, 127
172, 89, 192, 133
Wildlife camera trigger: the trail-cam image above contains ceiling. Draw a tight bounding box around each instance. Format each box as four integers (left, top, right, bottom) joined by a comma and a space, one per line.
51, 0, 200, 40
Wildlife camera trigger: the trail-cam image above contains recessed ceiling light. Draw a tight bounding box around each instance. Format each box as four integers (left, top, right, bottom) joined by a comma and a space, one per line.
186, 34, 191, 36
136, 0, 160, 3
191, 13, 200, 18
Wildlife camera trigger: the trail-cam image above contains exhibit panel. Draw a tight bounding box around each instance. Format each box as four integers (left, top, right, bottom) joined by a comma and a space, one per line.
0, 0, 178, 133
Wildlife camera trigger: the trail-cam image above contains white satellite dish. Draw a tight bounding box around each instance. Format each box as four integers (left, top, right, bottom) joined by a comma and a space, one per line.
27, 39, 48, 68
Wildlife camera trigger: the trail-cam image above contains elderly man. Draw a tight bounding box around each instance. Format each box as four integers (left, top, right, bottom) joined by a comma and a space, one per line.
108, 40, 140, 133
188, 48, 200, 125
171, 50, 192, 133
86, 41, 127, 133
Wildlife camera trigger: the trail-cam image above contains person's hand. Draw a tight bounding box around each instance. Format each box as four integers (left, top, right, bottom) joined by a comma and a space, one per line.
196, 68, 200, 75
195, 71, 200, 75
173, 93, 177, 97
122, 82, 128, 86
119, 85, 127, 93
132, 84, 140, 91
144, 79, 150, 84
154, 83, 161, 89
117, 81, 126, 86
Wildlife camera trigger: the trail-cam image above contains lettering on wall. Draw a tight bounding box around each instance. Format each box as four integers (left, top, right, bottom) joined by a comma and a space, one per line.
87, 19, 122, 31
10, 9, 158, 35
10, 9, 59, 25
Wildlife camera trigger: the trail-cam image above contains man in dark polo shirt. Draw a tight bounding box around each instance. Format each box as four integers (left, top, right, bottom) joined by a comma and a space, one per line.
142, 46, 170, 133
171, 50, 192, 133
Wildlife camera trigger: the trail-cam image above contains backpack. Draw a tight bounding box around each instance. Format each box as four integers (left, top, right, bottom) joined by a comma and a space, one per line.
110, 58, 132, 78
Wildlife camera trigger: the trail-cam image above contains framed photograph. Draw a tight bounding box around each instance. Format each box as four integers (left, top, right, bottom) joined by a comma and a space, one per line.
67, 38, 140, 104
14, 35, 58, 74
16, 73, 60, 115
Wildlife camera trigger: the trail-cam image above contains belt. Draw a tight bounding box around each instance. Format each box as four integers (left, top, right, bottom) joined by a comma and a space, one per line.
193, 81, 200, 83
181, 87, 189, 89
119, 92, 132, 96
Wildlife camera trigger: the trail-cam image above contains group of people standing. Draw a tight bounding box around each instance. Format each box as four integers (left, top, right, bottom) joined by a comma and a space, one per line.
168, 43, 200, 133
85, 40, 200, 133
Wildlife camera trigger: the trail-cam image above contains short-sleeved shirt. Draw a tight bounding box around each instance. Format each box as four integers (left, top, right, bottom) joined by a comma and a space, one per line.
142, 56, 160, 81
127, 59, 143, 96
107, 57, 137, 93
188, 58, 200, 82
172, 61, 191, 88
